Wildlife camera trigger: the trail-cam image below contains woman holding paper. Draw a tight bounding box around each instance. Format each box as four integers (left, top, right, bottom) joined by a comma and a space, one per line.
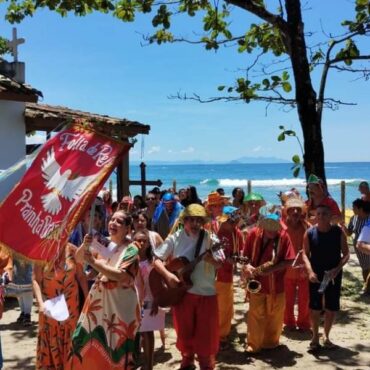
33, 243, 88, 370
68, 210, 141, 370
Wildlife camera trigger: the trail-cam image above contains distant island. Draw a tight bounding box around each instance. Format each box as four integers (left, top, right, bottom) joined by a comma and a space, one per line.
131, 156, 290, 165
229, 156, 290, 164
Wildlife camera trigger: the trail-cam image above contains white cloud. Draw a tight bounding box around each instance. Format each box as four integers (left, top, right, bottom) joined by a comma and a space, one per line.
252, 145, 262, 152
181, 146, 195, 154
26, 132, 46, 144
148, 146, 161, 154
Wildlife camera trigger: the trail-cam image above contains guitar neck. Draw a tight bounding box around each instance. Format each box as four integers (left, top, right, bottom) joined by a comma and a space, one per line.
184, 243, 221, 273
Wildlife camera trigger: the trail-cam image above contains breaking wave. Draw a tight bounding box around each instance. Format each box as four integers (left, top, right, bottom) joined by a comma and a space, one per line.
200, 178, 363, 188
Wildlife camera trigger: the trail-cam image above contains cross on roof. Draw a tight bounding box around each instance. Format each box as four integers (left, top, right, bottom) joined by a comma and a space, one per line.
6, 28, 25, 62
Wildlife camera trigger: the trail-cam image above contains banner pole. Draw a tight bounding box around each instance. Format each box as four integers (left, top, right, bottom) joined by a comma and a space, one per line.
88, 200, 96, 235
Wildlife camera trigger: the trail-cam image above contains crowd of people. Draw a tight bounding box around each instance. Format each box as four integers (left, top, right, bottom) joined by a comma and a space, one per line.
0, 178, 370, 370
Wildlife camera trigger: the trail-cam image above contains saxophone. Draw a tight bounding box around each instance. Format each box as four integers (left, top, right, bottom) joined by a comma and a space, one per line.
244, 261, 274, 293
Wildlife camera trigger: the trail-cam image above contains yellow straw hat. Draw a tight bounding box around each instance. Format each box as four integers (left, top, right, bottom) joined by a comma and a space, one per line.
180, 203, 209, 222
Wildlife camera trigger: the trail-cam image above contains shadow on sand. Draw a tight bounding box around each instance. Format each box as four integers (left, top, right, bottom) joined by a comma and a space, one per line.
308, 343, 367, 368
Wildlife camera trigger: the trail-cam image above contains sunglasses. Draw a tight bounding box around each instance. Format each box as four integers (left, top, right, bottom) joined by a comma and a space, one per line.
146, 197, 155, 201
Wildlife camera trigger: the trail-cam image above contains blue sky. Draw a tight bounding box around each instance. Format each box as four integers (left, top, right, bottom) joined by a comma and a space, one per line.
1, 1, 369, 163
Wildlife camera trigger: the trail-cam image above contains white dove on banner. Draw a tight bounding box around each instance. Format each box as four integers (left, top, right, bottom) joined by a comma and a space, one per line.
41, 147, 96, 215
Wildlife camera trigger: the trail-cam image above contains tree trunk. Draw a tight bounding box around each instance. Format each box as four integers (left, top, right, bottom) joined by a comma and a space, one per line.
285, 0, 326, 183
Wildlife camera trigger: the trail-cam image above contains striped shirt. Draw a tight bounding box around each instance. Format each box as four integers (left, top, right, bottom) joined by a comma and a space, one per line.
348, 215, 370, 269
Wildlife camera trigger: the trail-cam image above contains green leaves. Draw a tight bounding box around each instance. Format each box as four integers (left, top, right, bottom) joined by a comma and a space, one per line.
335, 39, 360, 65
136, 0, 153, 13
114, 0, 136, 22
149, 29, 174, 44
277, 126, 304, 178
179, 0, 208, 17
5, 0, 36, 23
201, 4, 232, 48
238, 22, 286, 56
342, 0, 369, 33
0, 36, 10, 56
152, 4, 171, 28
260, 72, 292, 93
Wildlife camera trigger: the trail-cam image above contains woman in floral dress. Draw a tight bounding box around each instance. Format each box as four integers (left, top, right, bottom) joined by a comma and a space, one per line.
68, 210, 141, 370
33, 243, 88, 370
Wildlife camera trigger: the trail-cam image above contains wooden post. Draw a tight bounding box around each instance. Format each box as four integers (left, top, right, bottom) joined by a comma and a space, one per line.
173, 180, 177, 193
117, 147, 130, 201
247, 180, 252, 195
140, 162, 147, 198
340, 180, 346, 218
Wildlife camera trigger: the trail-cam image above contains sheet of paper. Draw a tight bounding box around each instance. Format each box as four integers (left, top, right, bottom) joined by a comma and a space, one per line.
90, 240, 116, 259
43, 294, 69, 321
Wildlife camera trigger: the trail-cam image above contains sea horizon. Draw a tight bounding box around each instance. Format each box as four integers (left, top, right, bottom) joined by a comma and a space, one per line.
125, 161, 370, 208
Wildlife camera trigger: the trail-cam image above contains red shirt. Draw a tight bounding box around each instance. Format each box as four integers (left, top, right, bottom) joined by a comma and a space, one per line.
243, 227, 295, 294
216, 227, 244, 283
306, 196, 341, 219
284, 222, 307, 280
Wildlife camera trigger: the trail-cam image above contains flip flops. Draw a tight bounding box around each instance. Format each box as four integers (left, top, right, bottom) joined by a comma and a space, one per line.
322, 338, 337, 349
308, 341, 321, 351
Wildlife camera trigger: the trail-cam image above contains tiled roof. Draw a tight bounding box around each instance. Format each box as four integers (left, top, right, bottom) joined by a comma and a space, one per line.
0, 74, 42, 102
24, 103, 150, 138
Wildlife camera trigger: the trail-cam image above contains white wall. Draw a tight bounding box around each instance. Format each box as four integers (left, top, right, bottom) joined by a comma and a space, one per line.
0, 100, 26, 201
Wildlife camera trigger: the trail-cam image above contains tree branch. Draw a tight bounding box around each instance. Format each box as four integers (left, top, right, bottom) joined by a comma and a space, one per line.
329, 54, 370, 65
169, 91, 296, 105
226, 0, 287, 30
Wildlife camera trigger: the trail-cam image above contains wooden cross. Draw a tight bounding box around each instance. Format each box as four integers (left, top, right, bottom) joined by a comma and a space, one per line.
129, 162, 162, 197
6, 28, 25, 62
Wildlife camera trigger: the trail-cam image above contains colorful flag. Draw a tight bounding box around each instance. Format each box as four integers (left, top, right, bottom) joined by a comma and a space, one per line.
0, 122, 130, 263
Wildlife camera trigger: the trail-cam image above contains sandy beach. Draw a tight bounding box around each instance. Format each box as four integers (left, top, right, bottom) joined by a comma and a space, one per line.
1, 249, 369, 370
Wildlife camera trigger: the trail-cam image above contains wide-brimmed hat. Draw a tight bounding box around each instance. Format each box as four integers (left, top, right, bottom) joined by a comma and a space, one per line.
180, 204, 209, 221
285, 197, 306, 212
258, 213, 282, 232
243, 192, 264, 202
206, 191, 229, 206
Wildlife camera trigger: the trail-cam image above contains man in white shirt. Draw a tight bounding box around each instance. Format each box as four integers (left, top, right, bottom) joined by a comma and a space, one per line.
153, 204, 222, 370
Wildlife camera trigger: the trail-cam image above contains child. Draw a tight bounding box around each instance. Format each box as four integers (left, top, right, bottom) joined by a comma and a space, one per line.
134, 230, 166, 370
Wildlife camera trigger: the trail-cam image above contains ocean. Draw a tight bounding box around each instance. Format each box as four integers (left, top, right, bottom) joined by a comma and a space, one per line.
126, 162, 370, 208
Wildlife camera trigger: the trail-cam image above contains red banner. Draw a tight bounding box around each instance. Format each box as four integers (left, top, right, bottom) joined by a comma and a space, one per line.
0, 122, 130, 263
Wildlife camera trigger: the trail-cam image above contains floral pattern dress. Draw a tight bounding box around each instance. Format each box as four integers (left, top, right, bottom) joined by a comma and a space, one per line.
67, 243, 140, 370
36, 244, 81, 370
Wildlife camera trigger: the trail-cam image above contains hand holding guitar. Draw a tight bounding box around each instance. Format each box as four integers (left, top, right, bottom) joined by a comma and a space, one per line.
165, 271, 181, 288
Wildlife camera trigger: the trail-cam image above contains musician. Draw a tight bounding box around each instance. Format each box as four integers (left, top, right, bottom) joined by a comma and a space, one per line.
204, 191, 229, 234
283, 198, 311, 331
302, 204, 349, 350
216, 206, 243, 349
242, 212, 295, 354
153, 204, 223, 370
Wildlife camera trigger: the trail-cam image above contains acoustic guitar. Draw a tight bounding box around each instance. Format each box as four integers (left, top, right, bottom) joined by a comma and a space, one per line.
149, 239, 223, 308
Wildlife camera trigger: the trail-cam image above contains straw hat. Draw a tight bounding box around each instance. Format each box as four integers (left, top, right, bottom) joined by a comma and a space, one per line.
206, 191, 229, 206
285, 197, 306, 212
180, 204, 209, 221
258, 213, 282, 232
